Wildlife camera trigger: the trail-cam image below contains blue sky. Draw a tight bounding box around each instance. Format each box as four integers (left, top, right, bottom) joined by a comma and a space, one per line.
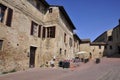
46, 0, 120, 41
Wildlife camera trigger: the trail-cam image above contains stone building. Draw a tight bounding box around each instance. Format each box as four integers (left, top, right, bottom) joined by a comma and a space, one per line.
0, 0, 77, 72
0, 0, 50, 72
80, 39, 91, 53
73, 34, 81, 54
79, 39, 91, 59
80, 39, 106, 60
93, 20, 120, 57
112, 20, 120, 54
93, 30, 114, 56
43, 5, 76, 61
90, 42, 106, 59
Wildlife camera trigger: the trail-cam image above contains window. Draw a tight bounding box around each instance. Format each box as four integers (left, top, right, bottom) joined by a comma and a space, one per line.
108, 36, 113, 41
27, 0, 47, 14
0, 4, 7, 22
110, 45, 112, 50
30, 21, 38, 36
30, 21, 42, 38
49, 8, 52, 13
105, 45, 107, 49
64, 33, 66, 43
42, 26, 56, 38
0, 4, 13, 27
60, 48, 62, 55
69, 38, 72, 47
64, 50, 66, 55
99, 45, 101, 49
47, 26, 55, 38
0, 40, 3, 50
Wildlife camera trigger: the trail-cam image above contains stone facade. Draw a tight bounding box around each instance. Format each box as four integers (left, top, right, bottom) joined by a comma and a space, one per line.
80, 39, 91, 53
73, 34, 80, 54
79, 39, 91, 59
1, 0, 118, 73
80, 39, 106, 60
112, 20, 120, 54
93, 20, 120, 57
0, 0, 48, 72
0, 0, 78, 72
90, 42, 106, 59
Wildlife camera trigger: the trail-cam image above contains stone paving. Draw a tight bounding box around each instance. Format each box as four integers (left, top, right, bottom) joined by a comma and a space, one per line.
0, 57, 120, 80
97, 66, 120, 80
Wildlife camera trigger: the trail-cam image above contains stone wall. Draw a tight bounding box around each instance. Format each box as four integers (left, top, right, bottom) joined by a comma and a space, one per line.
0, 0, 76, 73
0, 0, 45, 72
90, 45, 105, 59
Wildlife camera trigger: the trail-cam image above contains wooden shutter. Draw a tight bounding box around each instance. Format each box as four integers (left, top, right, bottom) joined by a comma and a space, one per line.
30, 21, 34, 35
47, 27, 50, 38
42, 27, 46, 38
38, 25, 41, 37
6, 8, 13, 27
52, 26, 55, 38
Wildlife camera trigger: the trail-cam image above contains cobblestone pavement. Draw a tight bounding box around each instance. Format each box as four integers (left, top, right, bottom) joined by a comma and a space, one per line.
0, 57, 120, 80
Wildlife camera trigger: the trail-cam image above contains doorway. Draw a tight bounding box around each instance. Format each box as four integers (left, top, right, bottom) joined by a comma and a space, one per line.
29, 46, 37, 68
90, 52, 92, 59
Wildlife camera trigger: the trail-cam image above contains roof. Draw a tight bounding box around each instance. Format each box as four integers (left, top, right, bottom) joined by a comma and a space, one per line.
50, 5, 76, 30
90, 42, 106, 46
81, 39, 91, 43
113, 24, 120, 30
73, 34, 81, 42
40, 0, 49, 7
93, 31, 107, 42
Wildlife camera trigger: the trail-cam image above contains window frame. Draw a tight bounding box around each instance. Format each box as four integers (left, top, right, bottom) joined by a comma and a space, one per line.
64, 33, 66, 43
47, 26, 56, 38
49, 8, 53, 13
60, 48, 62, 55
99, 45, 101, 49
0, 3, 13, 27
0, 4, 7, 23
30, 21, 38, 36
69, 38, 72, 47
64, 50, 66, 56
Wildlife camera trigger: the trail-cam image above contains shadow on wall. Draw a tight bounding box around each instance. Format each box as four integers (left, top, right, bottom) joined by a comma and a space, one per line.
103, 45, 120, 58
106, 53, 120, 58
